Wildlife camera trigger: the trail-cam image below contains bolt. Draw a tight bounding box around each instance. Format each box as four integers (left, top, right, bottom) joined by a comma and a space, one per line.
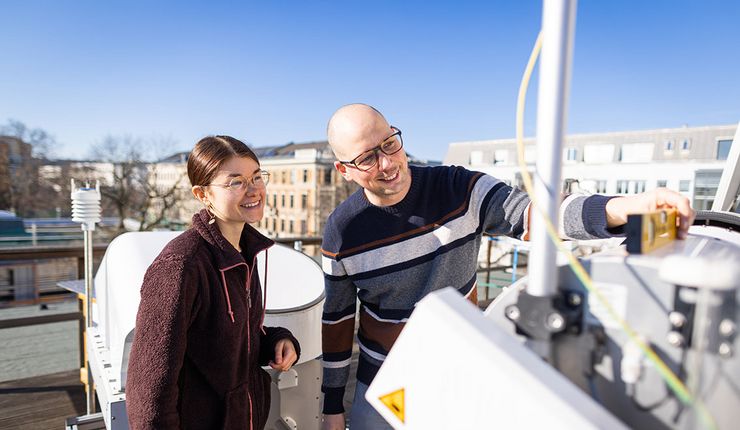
505, 305, 521, 321
568, 293, 582, 307
718, 342, 732, 358
546, 312, 566, 332
667, 331, 685, 348
668, 311, 687, 328
719, 319, 736, 337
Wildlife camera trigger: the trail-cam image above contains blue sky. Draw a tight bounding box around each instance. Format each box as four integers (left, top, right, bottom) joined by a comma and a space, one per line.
2, 1, 738, 161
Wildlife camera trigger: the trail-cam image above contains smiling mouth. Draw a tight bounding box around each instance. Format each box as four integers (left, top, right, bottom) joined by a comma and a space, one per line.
379, 171, 399, 182
240, 200, 261, 208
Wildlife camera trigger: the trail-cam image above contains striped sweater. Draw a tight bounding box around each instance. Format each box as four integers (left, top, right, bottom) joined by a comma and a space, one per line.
320, 165, 616, 414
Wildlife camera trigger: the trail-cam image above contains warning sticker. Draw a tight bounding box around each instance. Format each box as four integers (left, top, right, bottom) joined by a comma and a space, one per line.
379, 388, 405, 423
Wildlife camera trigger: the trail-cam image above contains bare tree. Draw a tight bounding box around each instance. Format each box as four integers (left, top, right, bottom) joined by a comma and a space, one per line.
0, 119, 57, 158
89, 135, 186, 233
0, 120, 58, 216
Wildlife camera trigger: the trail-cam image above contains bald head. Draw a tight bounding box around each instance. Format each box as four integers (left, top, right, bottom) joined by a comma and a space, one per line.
327, 104, 390, 159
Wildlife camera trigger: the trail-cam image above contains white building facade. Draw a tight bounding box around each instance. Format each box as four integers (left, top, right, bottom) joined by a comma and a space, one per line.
444, 124, 737, 211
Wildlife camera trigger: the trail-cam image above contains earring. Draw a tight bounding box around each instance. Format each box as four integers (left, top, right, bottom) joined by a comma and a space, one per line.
205, 202, 216, 225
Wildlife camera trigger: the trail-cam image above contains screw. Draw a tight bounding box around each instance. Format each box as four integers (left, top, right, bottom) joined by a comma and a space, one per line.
719, 319, 736, 337
568, 293, 582, 307
505, 305, 521, 321
668, 311, 687, 328
718, 342, 732, 358
546, 312, 566, 332
667, 331, 685, 348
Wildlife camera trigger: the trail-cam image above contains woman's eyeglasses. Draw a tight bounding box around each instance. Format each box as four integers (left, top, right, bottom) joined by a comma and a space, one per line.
208, 170, 270, 191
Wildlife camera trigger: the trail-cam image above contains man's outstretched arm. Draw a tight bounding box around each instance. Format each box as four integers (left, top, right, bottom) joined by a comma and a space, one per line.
605, 187, 695, 238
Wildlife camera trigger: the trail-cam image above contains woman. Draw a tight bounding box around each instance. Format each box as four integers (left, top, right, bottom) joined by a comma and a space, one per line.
127, 135, 300, 430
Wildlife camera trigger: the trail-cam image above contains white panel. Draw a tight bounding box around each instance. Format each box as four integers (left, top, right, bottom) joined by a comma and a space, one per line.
583, 144, 615, 164
620, 143, 654, 163
366, 288, 627, 430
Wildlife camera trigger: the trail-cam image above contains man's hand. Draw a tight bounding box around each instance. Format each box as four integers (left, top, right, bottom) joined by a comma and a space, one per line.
269, 339, 298, 371
605, 187, 696, 238
321, 413, 346, 430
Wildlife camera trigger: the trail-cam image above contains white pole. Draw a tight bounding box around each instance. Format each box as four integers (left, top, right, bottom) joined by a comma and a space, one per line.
527, 0, 578, 297
71, 180, 101, 415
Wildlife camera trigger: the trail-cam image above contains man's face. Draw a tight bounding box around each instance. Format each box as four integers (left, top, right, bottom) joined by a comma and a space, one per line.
333, 120, 411, 207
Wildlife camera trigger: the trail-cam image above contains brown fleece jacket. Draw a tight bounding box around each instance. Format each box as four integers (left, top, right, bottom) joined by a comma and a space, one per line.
126, 210, 300, 430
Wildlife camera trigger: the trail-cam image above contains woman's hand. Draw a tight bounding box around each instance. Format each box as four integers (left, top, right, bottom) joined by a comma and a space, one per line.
269, 338, 298, 371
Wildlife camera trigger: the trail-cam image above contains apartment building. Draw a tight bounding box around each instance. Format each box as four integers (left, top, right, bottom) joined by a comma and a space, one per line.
444, 124, 738, 211
255, 141, 357, 238
147, 141, 359, 239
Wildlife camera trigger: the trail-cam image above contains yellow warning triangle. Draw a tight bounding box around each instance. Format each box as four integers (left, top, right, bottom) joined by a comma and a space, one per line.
379, 388, 405, 423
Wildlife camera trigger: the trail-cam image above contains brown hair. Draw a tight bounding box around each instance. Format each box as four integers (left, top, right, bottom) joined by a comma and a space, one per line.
187, 135, 259, 187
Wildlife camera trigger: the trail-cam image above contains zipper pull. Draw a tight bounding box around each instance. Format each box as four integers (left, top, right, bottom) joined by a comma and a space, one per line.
248, 292, 252, 308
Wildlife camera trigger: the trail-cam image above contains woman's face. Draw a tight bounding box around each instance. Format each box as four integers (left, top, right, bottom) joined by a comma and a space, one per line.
204, 156, 266, 226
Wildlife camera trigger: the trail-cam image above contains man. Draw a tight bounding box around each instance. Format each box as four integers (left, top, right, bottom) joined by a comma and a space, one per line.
320, 104, 694, 430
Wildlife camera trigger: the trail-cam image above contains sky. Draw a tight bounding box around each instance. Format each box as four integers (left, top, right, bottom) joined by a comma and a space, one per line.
2, 1, 739, 162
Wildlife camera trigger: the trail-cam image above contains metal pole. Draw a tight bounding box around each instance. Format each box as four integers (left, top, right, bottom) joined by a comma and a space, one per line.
71, 180, 100, 415
526, 0, 578, 297
511, 246, 519, 284
84, 227, 96, 414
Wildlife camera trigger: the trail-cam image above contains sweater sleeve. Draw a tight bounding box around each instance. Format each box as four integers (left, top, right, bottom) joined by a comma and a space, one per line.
258, 326, 301, 366
471, 173, 618, 240
126, 256, 198, 430
320, 254, 357, 415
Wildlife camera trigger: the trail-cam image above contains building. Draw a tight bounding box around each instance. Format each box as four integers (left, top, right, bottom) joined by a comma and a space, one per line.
255, 141, 358, 239
144, 142, 359, 242
444, 124, 738, 211
148, 152, 196, 226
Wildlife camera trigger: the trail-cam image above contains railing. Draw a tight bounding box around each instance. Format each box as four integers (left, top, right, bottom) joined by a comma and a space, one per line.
0, 243, 109, 307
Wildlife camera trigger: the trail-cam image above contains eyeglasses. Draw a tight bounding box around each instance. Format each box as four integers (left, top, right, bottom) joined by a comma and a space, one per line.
208, 170, 270, 191
338, 127, 403, 171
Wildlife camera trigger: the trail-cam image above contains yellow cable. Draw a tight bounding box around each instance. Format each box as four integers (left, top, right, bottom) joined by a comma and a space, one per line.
515, 31, 716, 430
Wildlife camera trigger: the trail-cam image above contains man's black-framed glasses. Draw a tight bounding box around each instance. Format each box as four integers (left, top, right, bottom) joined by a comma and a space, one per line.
208, 170, 271, 191
338, 127, 403, 171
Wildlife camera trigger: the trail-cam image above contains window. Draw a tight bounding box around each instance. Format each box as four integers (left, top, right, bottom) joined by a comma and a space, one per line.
289, 220, 294, 233
493, 150, 508, 166
281, 194, 285, 207
616, 180, 629, 194
302, 169, 308, 182
280, 219, 285, 232
469, 150, 484, 165
620, 143, 654, 163
583, 144, 615, 164
301, 194, 308, 209
290, 170, 296, 184
289, 194, 294, 208
324, 169, 333, 184
565, 147, 578, 162
301, 220, 307, 235
271, 218, 276, 231
586, 180, 608, 194
693, 169, 722, 210
272, 194, 277, 208
657, 180, 667, 188
635, 181, 646, 193
717, 139, 732, 160
679, 180, 690, 192
664, 140, 675, 151
681, 139, 691, 152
